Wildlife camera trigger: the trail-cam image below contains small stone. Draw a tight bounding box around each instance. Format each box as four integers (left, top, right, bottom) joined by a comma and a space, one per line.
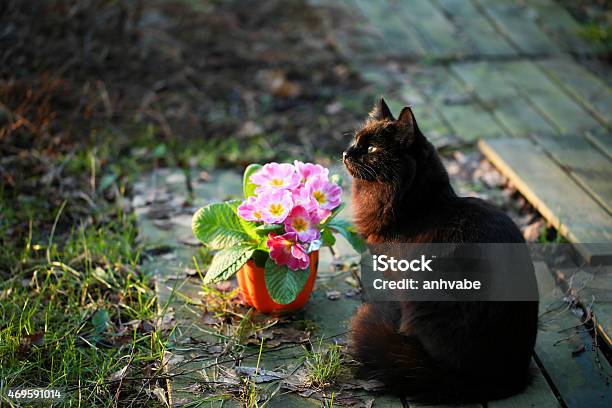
326, 290, 341, 300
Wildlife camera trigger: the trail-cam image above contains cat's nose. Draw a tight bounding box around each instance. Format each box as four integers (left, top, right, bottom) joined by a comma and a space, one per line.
342, 151, 348, 160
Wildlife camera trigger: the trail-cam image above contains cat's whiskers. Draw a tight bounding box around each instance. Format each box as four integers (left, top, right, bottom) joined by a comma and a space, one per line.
361, 162, 379, 180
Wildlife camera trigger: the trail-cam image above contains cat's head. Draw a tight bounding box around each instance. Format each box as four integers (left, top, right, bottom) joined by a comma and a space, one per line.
343, 98, 426, 183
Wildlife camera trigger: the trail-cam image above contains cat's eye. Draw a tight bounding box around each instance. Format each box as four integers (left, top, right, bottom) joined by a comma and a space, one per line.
367, 146, 379, 153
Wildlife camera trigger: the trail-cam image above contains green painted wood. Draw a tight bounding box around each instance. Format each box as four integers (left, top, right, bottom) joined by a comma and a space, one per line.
534, 261, 611, 408
585, 129, 612, 161
496, 61, 601, 135
528, 0, 600, 55
532, 133, 612, 214
302, 261, 361, 340
307, 0, 386, 61
557, 266, 612, 347
392, 0, 471, 58
450, 61, 555, 136
265, 395, 324, 408
409, 403, 482, 408
410, 66, 508, 141
537, 59, 612, 130
479, 138, 612, 264
351, 0, 426, 58
410, 102, 457, 146
436, 0, 516, 57
472, 0, 561, 55
488, 360, 560, 408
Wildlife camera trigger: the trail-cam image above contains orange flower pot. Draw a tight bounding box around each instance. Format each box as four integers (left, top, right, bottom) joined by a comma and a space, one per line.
236, 251, 319, 314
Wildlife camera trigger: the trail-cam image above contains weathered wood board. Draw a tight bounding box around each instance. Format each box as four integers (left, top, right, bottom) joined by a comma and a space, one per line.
531, 133, 612, 214
585, 130, 612, 161
391, 0, 470, 58
307, 0, 389, 62
527, 0, 600, 55
473, 0, 561, 55
479, 138, 612, 264
436, 0, 516, 57
534, 261, 611, 408
408, 66, 508, 141
488, 361, 560, 408
450, 61, 555, 137
495, 61, 601, 135
556, 266, 612, 348
351, 0, 426, 58
537, 59, 612, 130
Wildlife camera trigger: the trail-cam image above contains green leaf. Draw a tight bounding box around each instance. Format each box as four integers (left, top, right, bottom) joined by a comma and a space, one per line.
205, 245, 256, 284
227, 199, 260, 241
192, 202, 254, 249
251, 249, 269, 268
264, 258, 310, 305
92, 309, 110, 335
243, 164, 262, 198
320, 228, 336, 247
320, 203, 345, 226
255, 223, 283, 235
327, 218, 366, 253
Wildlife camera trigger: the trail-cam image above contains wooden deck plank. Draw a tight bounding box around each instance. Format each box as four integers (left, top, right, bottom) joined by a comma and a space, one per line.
409, 404, 482, 408
534, 261, 611, 408
409, 66, 508, 141
528, 0, 600, 55
320, 0, 395, 61
472, 0, 561, 55
556, 266, 612, 348
488, 360, 560, 408
585, 129, 612, 161
351, 0, 427, 58
497, 61, 601, 135
436, 0, 516, 57
450, 61, 555, 136
479, 138, 612, 264
393, 0, 471, 58
532, 133, 612, 214
537, 59, 612, 129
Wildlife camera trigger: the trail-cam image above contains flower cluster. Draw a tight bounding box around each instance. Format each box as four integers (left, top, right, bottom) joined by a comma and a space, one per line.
237, 161, 342, 270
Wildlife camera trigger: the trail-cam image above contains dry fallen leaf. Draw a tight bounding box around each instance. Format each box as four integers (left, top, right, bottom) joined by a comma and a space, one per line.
109, 365, 129, 382
18, 332, 45, 354
151, 386, 169, 407
234, 366, 284, 383
340, 378, 385, 392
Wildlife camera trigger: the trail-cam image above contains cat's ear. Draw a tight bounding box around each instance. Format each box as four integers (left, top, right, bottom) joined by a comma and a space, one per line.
369, 97, 395, 121
397, 106, 417, 134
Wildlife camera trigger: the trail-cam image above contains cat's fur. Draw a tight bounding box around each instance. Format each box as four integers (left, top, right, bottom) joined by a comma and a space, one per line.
343, 99, 538, 403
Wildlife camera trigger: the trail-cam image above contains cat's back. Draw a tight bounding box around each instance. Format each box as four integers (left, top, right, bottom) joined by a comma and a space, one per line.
385, 195, 524, 244
445, 196, 524, 243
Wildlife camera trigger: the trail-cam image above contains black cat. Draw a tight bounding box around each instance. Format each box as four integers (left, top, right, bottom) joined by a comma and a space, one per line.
343, 98, 538, 403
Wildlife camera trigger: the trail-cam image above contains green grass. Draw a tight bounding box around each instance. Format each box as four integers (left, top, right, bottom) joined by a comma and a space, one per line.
303, 340, 344, 388
0, 203, 168, 406
0, 126, 179, 406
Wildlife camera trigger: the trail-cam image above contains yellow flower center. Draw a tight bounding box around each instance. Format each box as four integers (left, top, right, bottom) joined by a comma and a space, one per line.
270, 178, 284, 187
253, 211, 262, 219
269, 203, 285, 217
313, 190, 326, 204
292, 217, 308, 232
